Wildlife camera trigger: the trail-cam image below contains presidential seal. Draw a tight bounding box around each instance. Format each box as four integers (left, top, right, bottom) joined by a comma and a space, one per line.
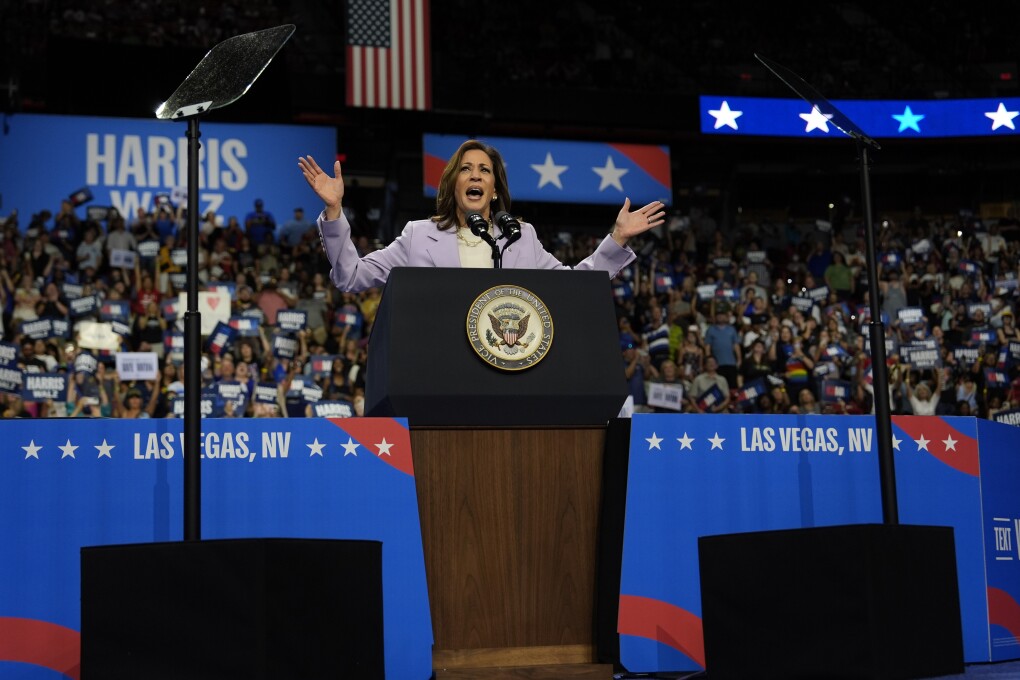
466, 285, 553, 371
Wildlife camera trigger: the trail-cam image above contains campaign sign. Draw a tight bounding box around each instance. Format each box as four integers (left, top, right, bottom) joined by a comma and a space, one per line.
61, 283, 84, 300
695, 384, 724, 412
820, 378, 852, 402
791, 296, 814, 313
206, 321, 237, 357
301, 384, 324, 404
647, 382, 684, 411
897, 307, 925, 326
170, 248, 189, 268
612, 281, 633, 303
968, 302, 993, 320
76, 321, 121, 352
711, 257, 732, 270
21, 372, 67, 401
108, 249, 136, 269
168, 273, 187, 291
972, 328, 998, 344
1009, 341, 1020, 365
993, 408, 1020, 427
654, 274, 674, 295
137, 239, 160, 259
69, 295, 100, 319
308, 355, 335, 379
177, 290, 231, 335
74, 352, 98, 375
254, 382, 280, 404
215, 380, 249, 415
901, 341, 942, 369
0, 341, 19, 367
110, 320, 132, 338
100, 299, 130, 323
959, 260, 982, 277
955, 346, 981, 366
312, 400, 356, 418
20, 319, 53, 341
746, 250, 766, 264
115, 352, 159, 381
813, 361, 838, 378
733, 378, 766, 409
985, 368, 1009, 388
714, 287, 740, 302
229, 316, 261, 338
696, 284, 717, 302
161, 298, 181, 323
807, 285, 830, 303
164, 330, 184, 365
0, 365, 23, 394
273, 334, 298, 359
277, 309, 307, 332
286, 374, 311, 398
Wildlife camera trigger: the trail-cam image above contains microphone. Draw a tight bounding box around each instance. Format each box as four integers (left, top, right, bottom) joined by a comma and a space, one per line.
494, 211, 522, 247
465, 211, 490, 239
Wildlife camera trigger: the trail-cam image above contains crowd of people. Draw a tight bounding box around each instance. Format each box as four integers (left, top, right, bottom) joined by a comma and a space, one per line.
2, 191, 1020, 423
621, 210, 1020, 420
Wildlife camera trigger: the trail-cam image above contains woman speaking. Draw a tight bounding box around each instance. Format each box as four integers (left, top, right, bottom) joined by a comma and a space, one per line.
298, 139, 666, 292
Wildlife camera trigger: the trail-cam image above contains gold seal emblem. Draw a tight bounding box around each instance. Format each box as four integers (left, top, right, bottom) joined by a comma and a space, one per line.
466, 285, 553, 371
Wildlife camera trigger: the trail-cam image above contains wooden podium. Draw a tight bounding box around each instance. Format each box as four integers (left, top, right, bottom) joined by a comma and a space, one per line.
367, 268, 627, 678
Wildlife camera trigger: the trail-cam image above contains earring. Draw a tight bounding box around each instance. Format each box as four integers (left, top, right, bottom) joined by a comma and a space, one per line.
492, 194, 498, 201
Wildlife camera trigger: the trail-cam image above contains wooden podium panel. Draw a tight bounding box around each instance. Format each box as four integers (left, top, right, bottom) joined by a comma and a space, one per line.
411, 427, 606, 673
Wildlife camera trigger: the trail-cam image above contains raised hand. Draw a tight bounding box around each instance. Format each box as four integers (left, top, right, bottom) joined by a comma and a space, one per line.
298, 155, 345, 220
611, 198, 667, 246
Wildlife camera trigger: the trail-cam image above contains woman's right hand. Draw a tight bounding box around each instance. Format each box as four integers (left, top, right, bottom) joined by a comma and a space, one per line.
298, 156, 345, 220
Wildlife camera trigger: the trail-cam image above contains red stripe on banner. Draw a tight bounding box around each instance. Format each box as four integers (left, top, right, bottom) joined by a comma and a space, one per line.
423, 153, 447, 191
327, 417, 414, 476
988, 586, 1020, 645
610, 143, 671, 190
617, 594, 705, 668
891, 416, 979, 477
346, 0, 430, 110
0, 617, 80, 679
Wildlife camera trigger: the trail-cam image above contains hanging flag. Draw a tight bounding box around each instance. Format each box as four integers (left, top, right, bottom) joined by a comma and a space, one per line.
346, 0, 431, 110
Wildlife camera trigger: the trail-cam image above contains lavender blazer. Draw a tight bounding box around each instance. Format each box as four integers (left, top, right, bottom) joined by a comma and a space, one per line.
317, 212, 636, 292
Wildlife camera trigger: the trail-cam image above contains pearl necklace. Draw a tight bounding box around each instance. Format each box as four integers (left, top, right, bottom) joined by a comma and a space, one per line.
456, 226, 487, 247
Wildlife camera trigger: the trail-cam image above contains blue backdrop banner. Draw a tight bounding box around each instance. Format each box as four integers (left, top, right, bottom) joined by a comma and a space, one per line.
0, 417, 432, 680
0, 113, 335, 228
619, 414, 1014, 672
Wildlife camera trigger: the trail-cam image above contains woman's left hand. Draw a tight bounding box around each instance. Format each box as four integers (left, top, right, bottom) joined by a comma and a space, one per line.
611, 198, 667, 247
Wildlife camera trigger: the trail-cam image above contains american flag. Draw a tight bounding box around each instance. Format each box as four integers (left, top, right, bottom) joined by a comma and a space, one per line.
346, 0, 431, 110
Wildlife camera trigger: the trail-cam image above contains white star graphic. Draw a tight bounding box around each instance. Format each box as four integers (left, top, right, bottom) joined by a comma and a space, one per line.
341, 437, 360, 457
530, 152, 568, 189
23, 440, 41, 459
943, 435, 958, 452
891, 434, 902, 451
59, 439, 79, 459
307, 438, 326, 457
708, 100, 743, 130
646, 433, 663, 450
592, 156, 629, 192
709, 432, 726, 450
985, 102, 1020, 131
375, 438, 394, 456
677, 433, 695, 450
915, 435, 930, 452
95, 439, 115, 459
800, 105, 834, 133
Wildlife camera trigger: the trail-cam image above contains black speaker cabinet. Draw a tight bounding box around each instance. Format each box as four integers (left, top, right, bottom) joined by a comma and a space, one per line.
81, 539, 384, 680
699, 524, 964, 680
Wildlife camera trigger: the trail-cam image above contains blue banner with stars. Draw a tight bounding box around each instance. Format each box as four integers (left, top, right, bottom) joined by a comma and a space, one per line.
700, 95, 1020, 138
618, 414, 1016, 673
0, 418, 432, 680
423, 133, 672, 206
